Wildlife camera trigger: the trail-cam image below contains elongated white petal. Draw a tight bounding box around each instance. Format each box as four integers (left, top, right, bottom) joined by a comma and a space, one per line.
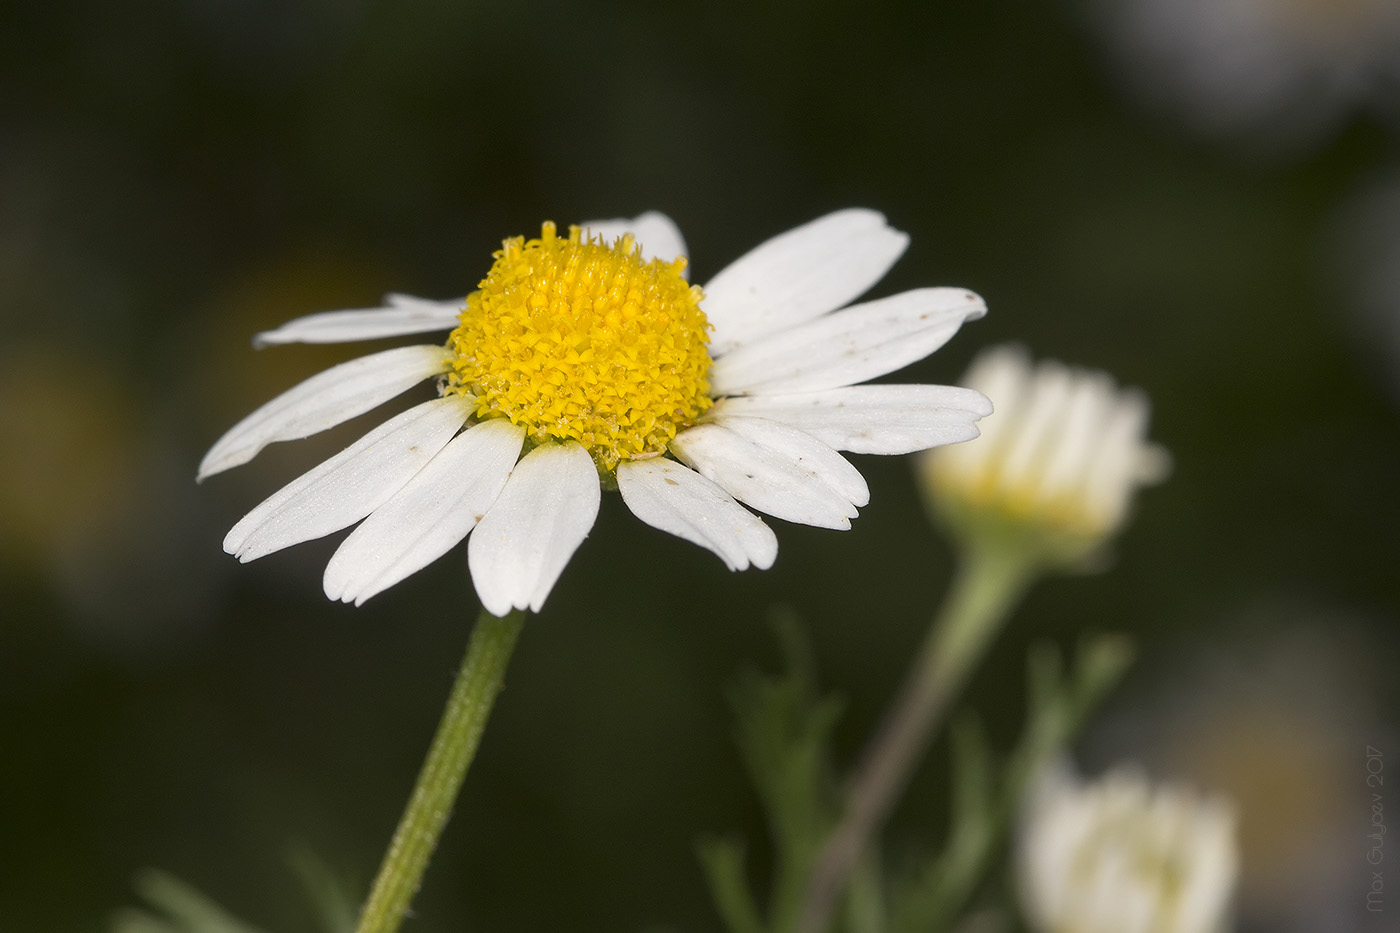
224, 397, 473, 561
253, 294, 464, 346
712, 384, 993, 454
578, 211, 688, 265
198, 345, 452, 480
1083, 387, 1164, 532
468, 441, 600, 616
617, 458, 778, 571
711, 287, 986, 396
668, 422, 860, 530
1036, 372, 1117, 501
702, 209, 910, 356
714, 416, 870, 507
323, 419, 526, 605
996, 361, 1075, 494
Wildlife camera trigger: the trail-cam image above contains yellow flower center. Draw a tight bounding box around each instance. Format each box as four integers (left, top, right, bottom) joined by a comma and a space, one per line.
443, 222, 713, 473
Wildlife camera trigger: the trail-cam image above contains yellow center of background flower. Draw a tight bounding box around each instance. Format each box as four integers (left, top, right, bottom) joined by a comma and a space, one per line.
444, 222, 713, 473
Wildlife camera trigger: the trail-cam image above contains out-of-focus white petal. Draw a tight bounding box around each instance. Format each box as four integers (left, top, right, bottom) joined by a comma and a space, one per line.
578, 212, 688, 265
668, 422, 860, 530
616, 458, 778, 571
253, 294, 464, 346
1083, 387, 1166, 531
198, 345, 452, 480
224, 397, 473, 561
996, 361, 1076, 495
929, 344, 1033, 484
468, 441, 600, 616
711, 287, 986, 396
712, 384, 993, 455
1017, 761, 1237, 933
322, 419, 525, 605
1036, 372, 1116, 502
702, 209, 911, 356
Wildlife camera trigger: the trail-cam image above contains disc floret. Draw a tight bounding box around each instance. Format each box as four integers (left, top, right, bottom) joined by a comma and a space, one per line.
444, 222, 713, 473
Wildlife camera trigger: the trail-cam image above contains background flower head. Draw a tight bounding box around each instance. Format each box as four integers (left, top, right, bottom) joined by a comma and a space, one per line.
1018, 760, 1238, 933
917, 344, 1169, 569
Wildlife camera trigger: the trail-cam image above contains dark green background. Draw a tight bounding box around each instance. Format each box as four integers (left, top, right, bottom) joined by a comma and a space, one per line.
2, 2, 1396, 931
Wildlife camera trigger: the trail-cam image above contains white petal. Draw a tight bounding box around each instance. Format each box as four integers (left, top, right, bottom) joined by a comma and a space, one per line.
997, 361, 1075, 495
1083, 387, 1154, 530
224, 397, 473, 561
323, 419, 526, 605
253, 294, 464, 346
577, 212, 688, 265
712, 384, 993, 455
198, 345, 453, 480
668, 422, 861, 530
702, 209, 910, 356
715, 416, 870, 507
934, 344, 1033, 480
711, 287, 986, 396
1037, 372, 1117, 501
468, 441, 600, 616
616, 458, 778, 571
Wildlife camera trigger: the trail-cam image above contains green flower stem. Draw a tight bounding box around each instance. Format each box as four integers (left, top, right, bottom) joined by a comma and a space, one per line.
796, 542, 1035, 933
354, 609, 526, 933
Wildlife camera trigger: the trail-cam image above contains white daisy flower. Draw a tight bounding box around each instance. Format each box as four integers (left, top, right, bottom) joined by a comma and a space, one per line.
917, 344, 1169, 567
1018, 761, 1238, 933
200, 210, 991, 616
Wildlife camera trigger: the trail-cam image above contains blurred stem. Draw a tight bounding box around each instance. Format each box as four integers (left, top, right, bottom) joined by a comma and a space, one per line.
795, 543, 1035, 933
354, 609, 525, 933
894, 635, 1135, 931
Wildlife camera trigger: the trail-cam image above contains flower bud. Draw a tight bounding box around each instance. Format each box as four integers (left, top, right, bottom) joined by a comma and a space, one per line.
917, 345, 1169, 568
1018, 762, 1238, 933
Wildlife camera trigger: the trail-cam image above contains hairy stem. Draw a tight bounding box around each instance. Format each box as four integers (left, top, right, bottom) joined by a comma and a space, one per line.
355, 609, 526, 933
796, 547, 1032, 933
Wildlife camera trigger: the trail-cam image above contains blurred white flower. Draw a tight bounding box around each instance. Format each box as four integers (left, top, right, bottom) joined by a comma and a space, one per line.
1018, 762, 1238, 933
202, 210, 991, 615
1086, 0, 1400, 152
917, 345, 1168, 567
1089, 603, 1389, 932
